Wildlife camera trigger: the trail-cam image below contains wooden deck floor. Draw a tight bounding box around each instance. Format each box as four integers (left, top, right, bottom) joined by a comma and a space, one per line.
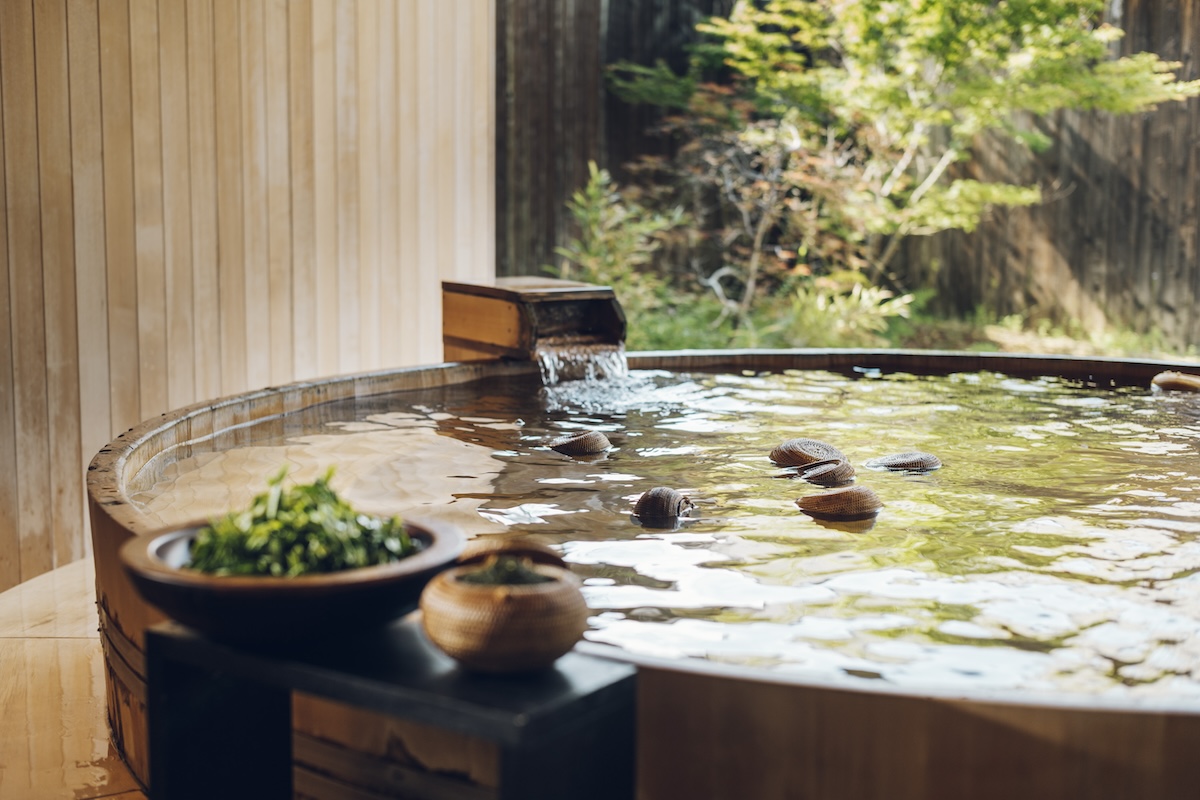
0, 558, 144, 799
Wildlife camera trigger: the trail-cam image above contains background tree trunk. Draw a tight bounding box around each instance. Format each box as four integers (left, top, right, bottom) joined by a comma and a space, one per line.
495, 0, 734, 276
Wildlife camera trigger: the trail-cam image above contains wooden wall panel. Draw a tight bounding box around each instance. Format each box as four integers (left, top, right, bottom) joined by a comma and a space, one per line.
2, 0, 53, 582
160, 0, 196, 413
99, 0, 140, 434
185, 0, 220, 402
213, 0, 246, 396
0, 0, 496, 591
377, 0, 401, 367
289, 0, 318, 381
397, 0, 421, 366
239, 0, 269, 386
67, 0, 108, 564
417, 1, 444, 359
34, 0, 85, 568
130, 0, 169, 420
431, 1, 455, 355
312, 0, 339, 379
356, 0, 381, 370
0, 22, 17, 590
335, 0, 360, 373
454, 0, 474, 282
266, 0, 293, 388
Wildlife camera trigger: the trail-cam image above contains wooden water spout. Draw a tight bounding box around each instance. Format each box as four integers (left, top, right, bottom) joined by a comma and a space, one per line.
442, 277, 626, 363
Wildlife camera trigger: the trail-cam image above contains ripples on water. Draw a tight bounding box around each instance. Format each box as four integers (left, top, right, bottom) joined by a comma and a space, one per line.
131, 368, 1200, 702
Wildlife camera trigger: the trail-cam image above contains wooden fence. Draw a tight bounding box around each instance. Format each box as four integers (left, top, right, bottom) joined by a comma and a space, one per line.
0, 0, 495, 592
495, 0, 734, 276
902, 0, 1200, 346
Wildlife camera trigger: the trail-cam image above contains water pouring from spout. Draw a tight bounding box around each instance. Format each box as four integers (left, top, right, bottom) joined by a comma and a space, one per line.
534, 338, 629, 385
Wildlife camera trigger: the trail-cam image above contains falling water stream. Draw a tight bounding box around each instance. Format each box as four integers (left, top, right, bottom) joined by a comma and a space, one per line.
533, 339, 629, 385
128, 363, 1200, 704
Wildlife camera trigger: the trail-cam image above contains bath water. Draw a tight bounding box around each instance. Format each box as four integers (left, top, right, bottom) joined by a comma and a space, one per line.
129, 367, 1200, 703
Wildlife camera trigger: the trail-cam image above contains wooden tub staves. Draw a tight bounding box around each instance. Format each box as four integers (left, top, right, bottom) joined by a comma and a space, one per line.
89, 348, 1200, 798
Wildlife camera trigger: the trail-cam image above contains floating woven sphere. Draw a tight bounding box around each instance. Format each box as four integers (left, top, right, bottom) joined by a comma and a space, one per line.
799, 458, 856, 487
633, 487, 694, 519
864, 452, 942, 472
797, 485, 883, 521
770, 438, 846, 467
548, 430, 611, 456
1151, 371, 1200, 393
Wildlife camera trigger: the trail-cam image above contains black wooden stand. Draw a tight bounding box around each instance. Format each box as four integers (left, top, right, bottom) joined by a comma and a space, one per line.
145, 619, 636, 799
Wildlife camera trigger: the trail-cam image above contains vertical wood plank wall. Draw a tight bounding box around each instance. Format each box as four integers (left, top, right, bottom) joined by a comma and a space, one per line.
0, 0, 496, 592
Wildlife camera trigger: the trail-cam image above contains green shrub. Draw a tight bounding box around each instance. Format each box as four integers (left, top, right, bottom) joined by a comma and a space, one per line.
597, 0, 1200, 351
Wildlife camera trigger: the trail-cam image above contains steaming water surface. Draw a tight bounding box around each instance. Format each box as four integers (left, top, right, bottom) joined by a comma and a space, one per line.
129, 368, 1200, 703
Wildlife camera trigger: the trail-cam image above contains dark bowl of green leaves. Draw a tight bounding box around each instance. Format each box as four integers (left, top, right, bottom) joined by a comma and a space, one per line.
119, 469, 464, 645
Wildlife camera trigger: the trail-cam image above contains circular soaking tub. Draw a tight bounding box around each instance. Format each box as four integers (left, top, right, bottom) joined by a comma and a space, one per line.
88, 349, 1200, 799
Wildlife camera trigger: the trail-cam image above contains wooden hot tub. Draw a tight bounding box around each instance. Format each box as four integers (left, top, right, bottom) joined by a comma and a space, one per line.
88, 349, 1200, 798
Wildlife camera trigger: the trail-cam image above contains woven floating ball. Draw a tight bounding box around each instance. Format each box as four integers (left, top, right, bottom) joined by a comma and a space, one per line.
864, 451, 942, 472
770, 438, 846, 467
799, 458, 856, 487
796, 485, 883, 521
633, 487, 694, 520
548, 430, 611, 456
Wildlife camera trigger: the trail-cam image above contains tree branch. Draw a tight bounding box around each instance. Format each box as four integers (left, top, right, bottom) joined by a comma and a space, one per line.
880, 122, 925, 198
908, 146, 958, 209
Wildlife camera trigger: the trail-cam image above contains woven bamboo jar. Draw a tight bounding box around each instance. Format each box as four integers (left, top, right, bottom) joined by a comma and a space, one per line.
419, 540, 589, 673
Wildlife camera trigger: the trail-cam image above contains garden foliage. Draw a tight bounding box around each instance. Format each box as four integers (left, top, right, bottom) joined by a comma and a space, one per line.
555, 0, 1200, 351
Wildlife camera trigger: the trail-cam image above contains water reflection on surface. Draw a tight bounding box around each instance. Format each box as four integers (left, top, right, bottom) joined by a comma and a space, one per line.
130, 369, 1200, 702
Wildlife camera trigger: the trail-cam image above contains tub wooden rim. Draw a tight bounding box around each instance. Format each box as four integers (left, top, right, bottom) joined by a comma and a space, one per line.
626, 347, 1200, 385
87, 359, 543, 536
576, 641, 1200, 717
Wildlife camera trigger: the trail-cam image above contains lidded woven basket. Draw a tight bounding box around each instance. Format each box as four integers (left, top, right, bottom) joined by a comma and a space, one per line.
419, 538, 588, 673
796, 485, 883, 521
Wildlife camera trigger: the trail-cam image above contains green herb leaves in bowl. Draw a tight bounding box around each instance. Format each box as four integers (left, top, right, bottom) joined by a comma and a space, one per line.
189, 468, 420, 577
